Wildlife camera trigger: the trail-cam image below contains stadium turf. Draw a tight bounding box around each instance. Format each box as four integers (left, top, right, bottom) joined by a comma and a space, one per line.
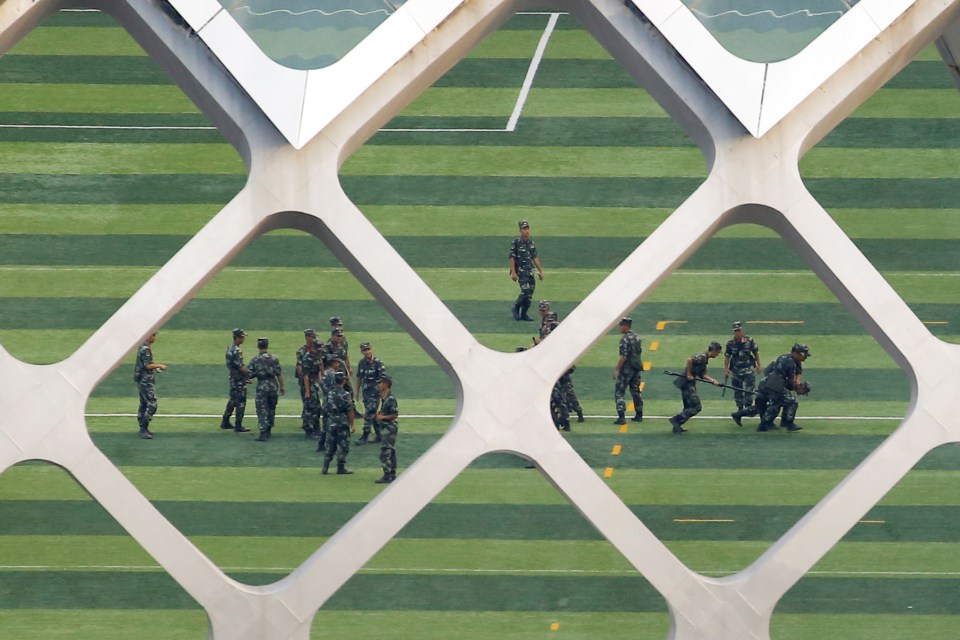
0, 7, 958, 640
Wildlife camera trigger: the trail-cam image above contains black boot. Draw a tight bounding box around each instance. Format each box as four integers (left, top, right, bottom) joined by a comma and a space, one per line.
220, 419, 233, 430
336, 462, 353, 475
234, 421, 249, 433
355, 432, 369, 445
374, 472, 392, 484
576, 410, 584, 423
560, 419, 571, 432
632, 411, 643, 423
317, 434, 327, 451
138, 428, 153, 440
321, 459, 330, 474
613, 410, 626, 425
519, 300, 533, 321
670, 416, 687, 434
512, 303, 521, 321
255, 430, 270, 442
731, 411, 742, 427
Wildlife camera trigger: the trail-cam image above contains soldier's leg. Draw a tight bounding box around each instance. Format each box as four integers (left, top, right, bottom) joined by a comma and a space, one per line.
376, 424, 397, 483
317, 407, 329, 450
562, 378, 584, 422
613, 373, 628, 424
336, 425, 353, 474
781, 392, 801, 431
298, 379, 308, 431
678, 386, 702, 425
551, 382, 569, 430
518, 275, 535, 321
630, 371, 643, 421
230, 384, 248, 432
254, 390, 269, 440
758, 393, 782, 432
221, 391, 236, 428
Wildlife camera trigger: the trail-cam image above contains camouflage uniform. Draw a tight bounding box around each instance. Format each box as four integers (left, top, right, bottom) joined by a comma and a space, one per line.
725, 334, 760, 411
134, 341, 158, 435
509, 233, 538, 317
325, 337, 353, 394
356, 354, 385, 441
300, 347, 323, 437
670, 352, 711, 429
221, 339, 248, 431
377, 389, 399, 480
756, 353, 802, 432
324, 381, 354, 470
614, 330, 644, 419
249, 349, 283, 439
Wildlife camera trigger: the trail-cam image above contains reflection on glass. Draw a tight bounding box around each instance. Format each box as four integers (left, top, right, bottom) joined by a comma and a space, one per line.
680, 0, 860, 63
218, 0, 408, 70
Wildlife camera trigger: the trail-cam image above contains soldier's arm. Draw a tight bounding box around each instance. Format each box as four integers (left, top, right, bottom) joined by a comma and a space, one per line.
723, 355, 731, 377
278, 373, 285, 395
686, 356, 695, 380
533, 256, 544, 280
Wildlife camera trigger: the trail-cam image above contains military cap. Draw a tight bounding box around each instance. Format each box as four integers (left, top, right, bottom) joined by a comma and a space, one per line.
303, 328, 316, 337
518, 220, 530, 229
257, 337, 269, 349
709, 341, 723, 352
359, 342, 372, 351
334, 370, 346, 382
538, 300, 551, 310
545, 311, 558, 321
380, 373, 393, 383
331, 328, 344, 337
732, 321, 743, 331
232, 328, 246, 338
328, 316, 342, 325
619, 317, 632, 326
792, 343, 811, 357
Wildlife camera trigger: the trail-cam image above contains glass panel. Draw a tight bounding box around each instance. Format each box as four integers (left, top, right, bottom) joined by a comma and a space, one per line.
217, 0, 408, 70
680, 0, 861, 63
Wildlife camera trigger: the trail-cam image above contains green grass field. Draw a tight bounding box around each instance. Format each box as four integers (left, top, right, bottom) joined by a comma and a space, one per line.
0, 7, 959, 639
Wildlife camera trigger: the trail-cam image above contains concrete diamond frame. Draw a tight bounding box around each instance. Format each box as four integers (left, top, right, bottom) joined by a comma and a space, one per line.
0, 0, 960, 638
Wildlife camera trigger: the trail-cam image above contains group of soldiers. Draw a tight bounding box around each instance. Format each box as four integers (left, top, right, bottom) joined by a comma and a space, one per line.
133, 317, 400, 484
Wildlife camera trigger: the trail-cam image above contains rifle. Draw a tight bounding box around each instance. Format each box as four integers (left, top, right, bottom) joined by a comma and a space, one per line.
721, 372, 729, 397
661, 370, 757, 395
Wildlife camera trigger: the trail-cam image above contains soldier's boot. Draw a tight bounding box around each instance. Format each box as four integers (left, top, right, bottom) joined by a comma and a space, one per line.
730, 411, 743, 427
669, 416, 687, 434
632, 410, 643, 423
512, 303, 521, 321
756, 421, 772, 432
560, 419, 571, 432
355, 432, 369, 446
255, 430, 270, 442
336, 462, 354, 475
519, 300, 534, 321
316, 433, 327, 451
374, 472, 393, 484
138, 428, 153, 440
784, 421, 802, 432
613, 410, 626, 425
234, 424, 250, 433
321, 458, 331, 475
219, 412, 233, 430
576, 409, 585, 423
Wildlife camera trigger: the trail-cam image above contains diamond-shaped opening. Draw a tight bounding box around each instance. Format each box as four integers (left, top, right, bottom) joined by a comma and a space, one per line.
679, 0, 861, 63
565, 219, 910, 575
311, 452, 670, 636
0, 7, 245, 364
0, 460, 207, 636
339, 9, 707, 355
217, 0, 409, 70
87, 227, 456, 586
771, 442, 960, 638
800, 42, 960, 345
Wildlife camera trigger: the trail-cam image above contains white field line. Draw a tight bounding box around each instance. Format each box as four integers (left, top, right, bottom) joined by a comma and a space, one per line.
1, 564, 956, 577
87, 413, 907, 421
0, 124, 216, 131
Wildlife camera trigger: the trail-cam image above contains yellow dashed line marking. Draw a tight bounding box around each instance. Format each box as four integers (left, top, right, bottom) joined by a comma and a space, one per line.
859, 520, 886, 524
611, 444, 622, 456
673, 519, 735, 523
603, 467, 614, 478
550, 623, 560, 631
619, 424, 629, 434
650, 340, 660, 350
746, 320, 804, 325
923, 321, 948, 325
656, 320, 688, 331
643, 361, 652, 371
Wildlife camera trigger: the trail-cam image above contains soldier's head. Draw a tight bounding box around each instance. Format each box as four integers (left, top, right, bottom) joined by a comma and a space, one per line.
538, 300, 551, 317
518, 219, 530, 239
232, 328, 246, 344
731, 321, 743, 334
334, 370, 346, 385
707, 341, 723, 357
330, 328, 343, 342
146, 332, 157, 344
379, 372, 393, 392
360, 342, 373, 360
327, 357, 342, 370
303, 328, 316, 344
329, 316, 342, 329
618, 317, 632, 333
257, 337, 269, 350
791, 343, 811, 361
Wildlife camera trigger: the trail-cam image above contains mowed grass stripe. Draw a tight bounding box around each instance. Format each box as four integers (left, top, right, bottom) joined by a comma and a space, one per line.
0, 143, 242, 174
6, 27, 147, 57
0, 56, 173, 85
4, 234, 960, 272
8, 466, 960, 504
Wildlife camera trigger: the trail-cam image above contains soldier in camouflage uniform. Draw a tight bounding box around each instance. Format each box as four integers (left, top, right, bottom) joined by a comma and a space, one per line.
535, 307, 584, 425
326, 318, 352, 378
613, 317, 644, 425
300, 337, 324, 440
248, 337, 285, 442
295, 328, 318, 436
355, 342, 385, 445
322, 370, 355, 475
508, 220, 544, 322
134, 332, 167, 439
723, 321, 761, 413
375, 373, 399, 484
220, 328, 250, 433
668, 342, 723, 434
737, 343, 810, 432
315, 357, 343, 452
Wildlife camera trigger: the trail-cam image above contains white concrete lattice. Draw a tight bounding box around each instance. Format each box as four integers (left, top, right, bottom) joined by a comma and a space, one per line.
0, 0, 959, 638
